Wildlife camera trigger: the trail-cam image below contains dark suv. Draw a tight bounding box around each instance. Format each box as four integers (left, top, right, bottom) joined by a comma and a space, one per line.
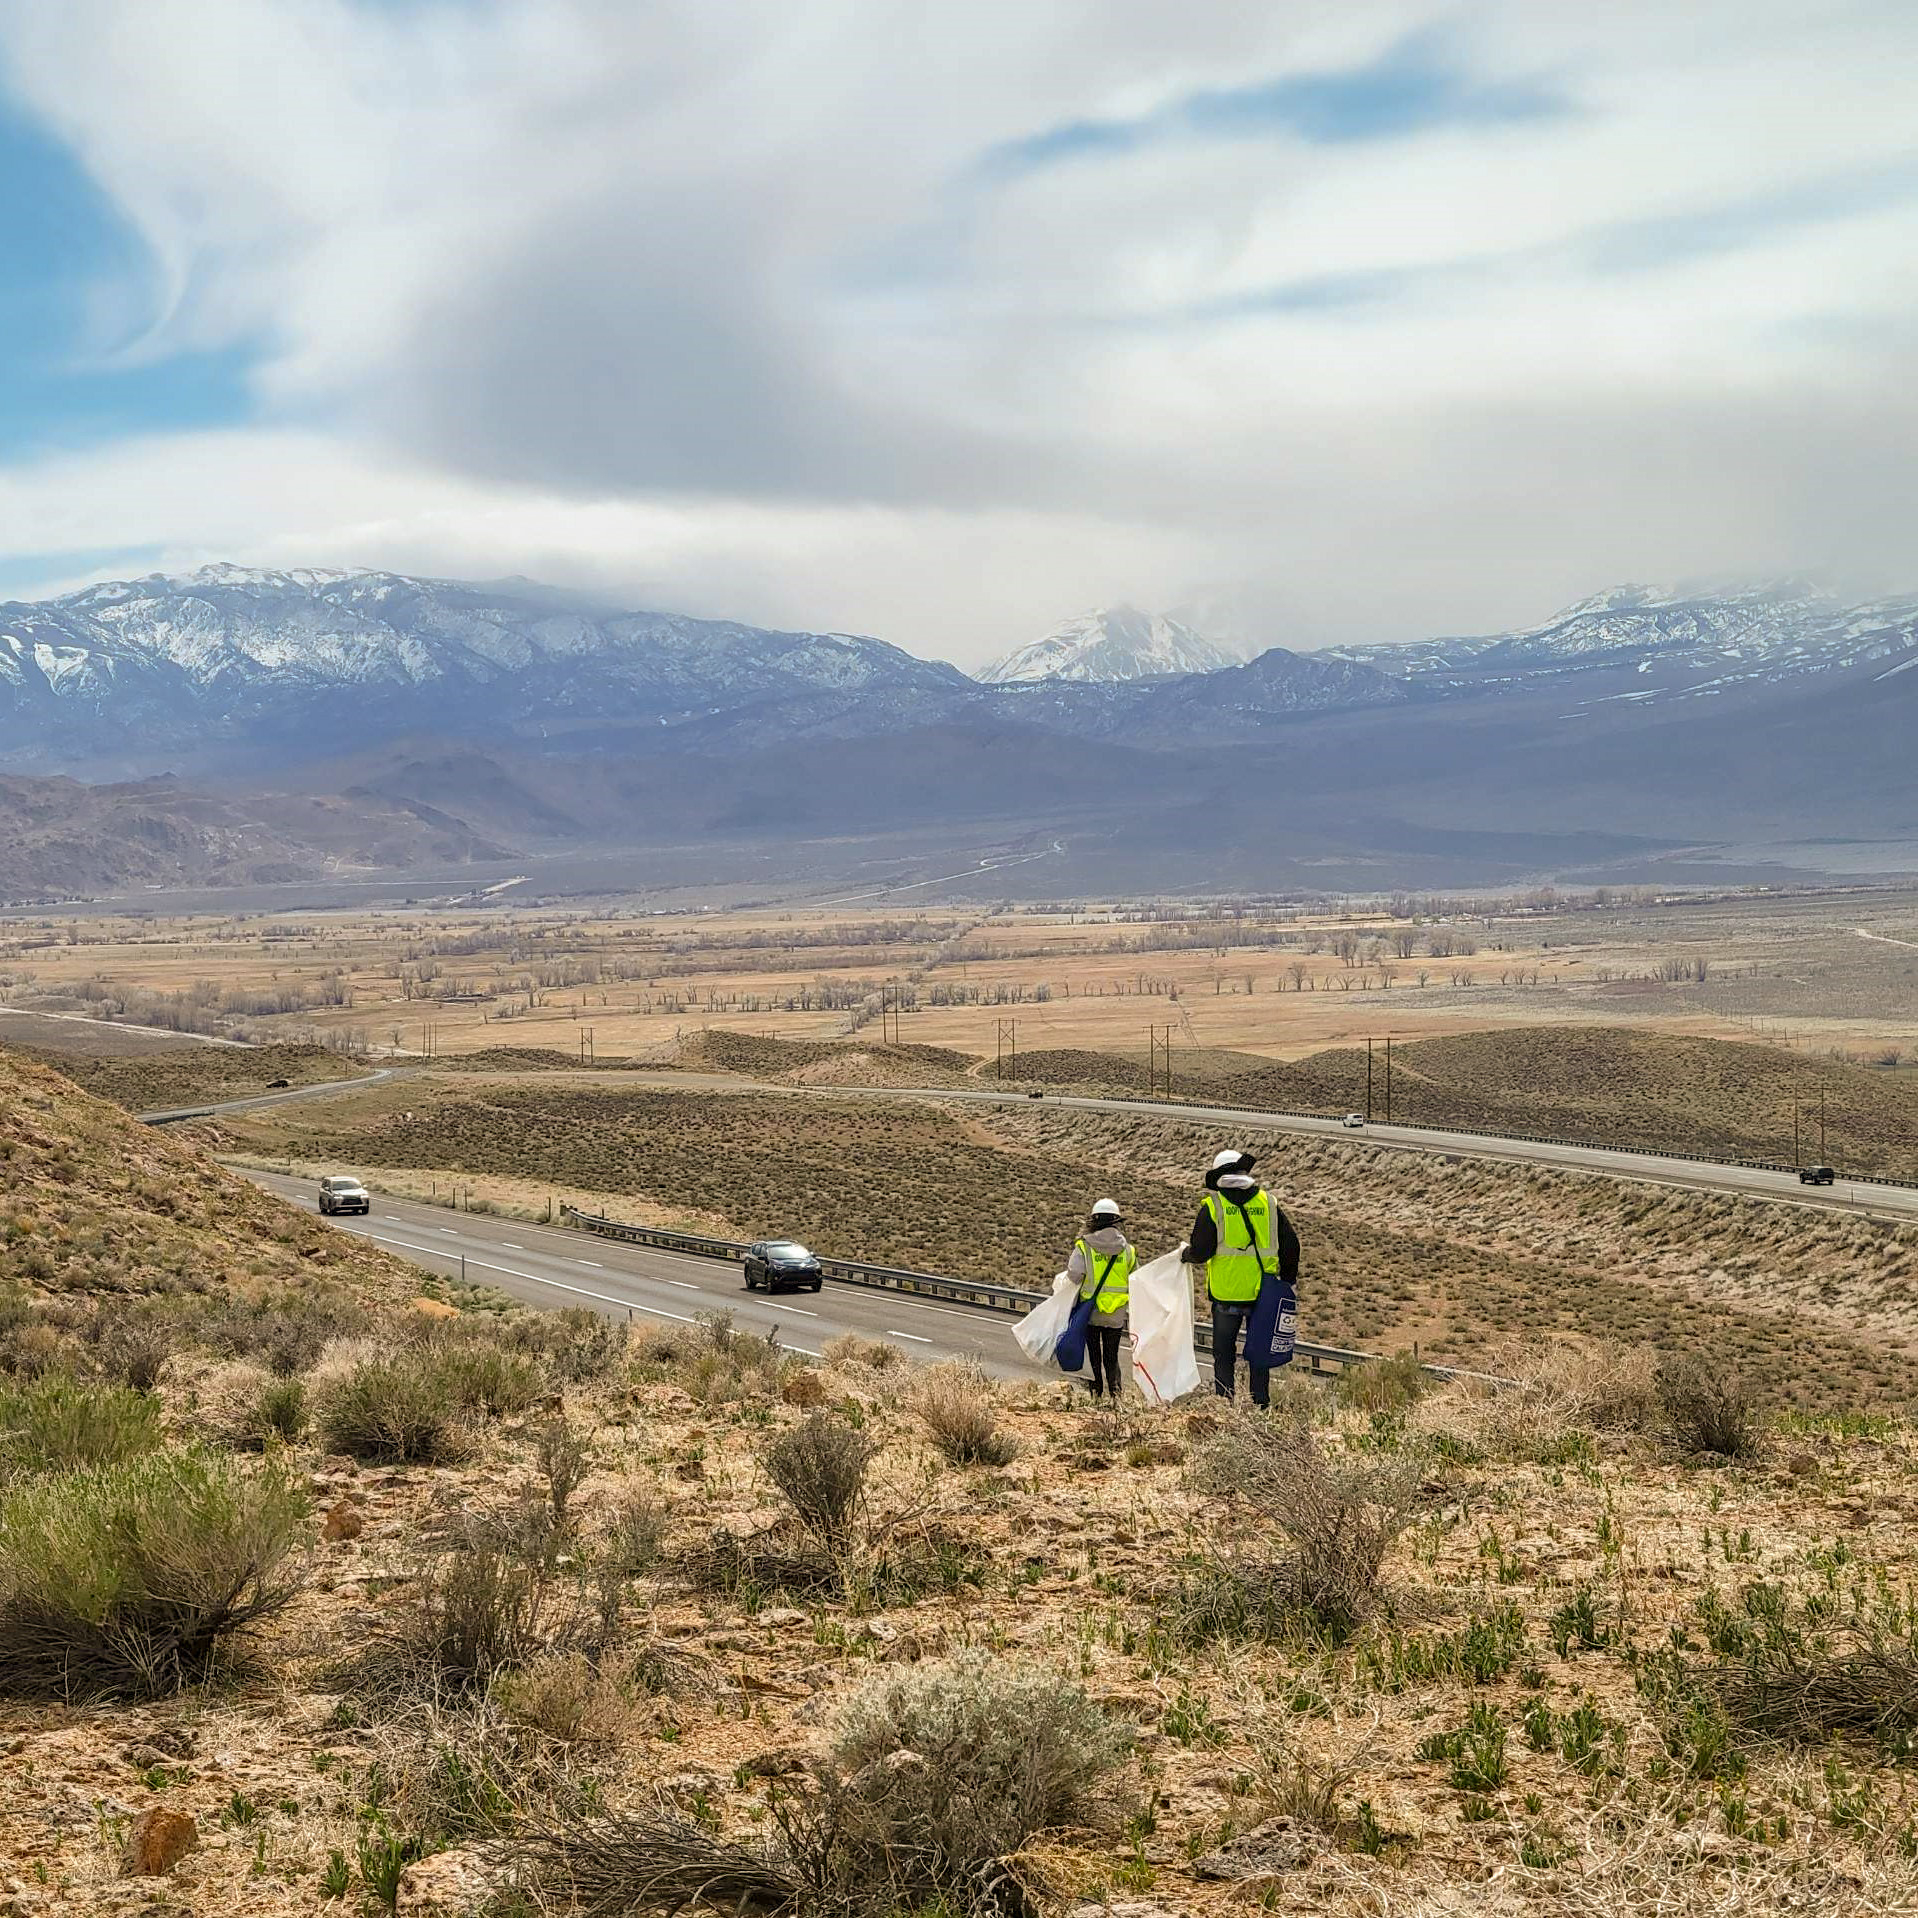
743, 1240, 824, 1292
1798, 1165, 1837, 1187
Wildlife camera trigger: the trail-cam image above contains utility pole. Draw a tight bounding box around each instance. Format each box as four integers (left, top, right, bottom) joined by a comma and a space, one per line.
1384, 1036, 1392, 1124
1793, 1103, 1801, 1169
995, 1017, 1016, 1080
1366, 1037, 1374, 1122
1820, 1089, 1827, 1162
1149, 1025, 1175, 1098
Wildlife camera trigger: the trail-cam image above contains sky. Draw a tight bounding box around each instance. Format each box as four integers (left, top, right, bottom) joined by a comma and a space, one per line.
1, 0, 1915, 667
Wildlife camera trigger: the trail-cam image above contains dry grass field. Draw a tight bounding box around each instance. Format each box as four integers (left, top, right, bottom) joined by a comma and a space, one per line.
4, 886, 1915, 1073
12, 1059, 1918, 1915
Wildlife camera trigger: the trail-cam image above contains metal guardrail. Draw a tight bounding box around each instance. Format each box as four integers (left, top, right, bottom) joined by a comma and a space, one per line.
141, 1107, 216, 1125
557, 1203, 1458, 1381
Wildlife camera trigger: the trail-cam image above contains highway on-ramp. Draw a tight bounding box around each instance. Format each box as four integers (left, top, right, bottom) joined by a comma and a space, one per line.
243, 1169, 1054, 1382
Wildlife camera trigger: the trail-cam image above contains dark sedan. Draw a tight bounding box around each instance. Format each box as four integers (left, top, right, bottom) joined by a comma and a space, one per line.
743, 1239, 824, 1292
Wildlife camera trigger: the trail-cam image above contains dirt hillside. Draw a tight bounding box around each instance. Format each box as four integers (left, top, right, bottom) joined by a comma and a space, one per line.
0, 1050, 415, 1304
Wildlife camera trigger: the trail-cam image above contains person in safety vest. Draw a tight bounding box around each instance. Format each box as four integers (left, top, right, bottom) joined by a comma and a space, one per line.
1181, 1149, 1301, 1407
1066, 1197, 1137, 1400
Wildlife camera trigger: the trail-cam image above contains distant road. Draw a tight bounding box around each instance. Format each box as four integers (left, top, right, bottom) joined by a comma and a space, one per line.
243, 1169, 1051, 1380
176, 1061, 1918, 1229
140, 1066, 409, 1124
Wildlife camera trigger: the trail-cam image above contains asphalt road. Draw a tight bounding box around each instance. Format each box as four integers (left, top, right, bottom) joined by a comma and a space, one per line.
142, 1065, 407, 1124
907, 1086, 1918, 1225
246, 1169, 1054, 1381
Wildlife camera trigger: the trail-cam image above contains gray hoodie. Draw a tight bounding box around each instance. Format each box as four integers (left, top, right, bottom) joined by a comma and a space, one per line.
1066, 1224, 1133, 1330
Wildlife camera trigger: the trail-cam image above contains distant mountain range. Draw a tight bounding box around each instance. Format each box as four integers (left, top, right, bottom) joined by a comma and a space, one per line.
1326, 579, 1918, 699
1, 566, 1914, 897
979, 606, 1245, 684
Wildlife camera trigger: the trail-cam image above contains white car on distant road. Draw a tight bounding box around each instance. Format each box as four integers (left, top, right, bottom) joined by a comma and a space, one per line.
1342, 1113, 1367, 1129
318, 1175, 370, 1216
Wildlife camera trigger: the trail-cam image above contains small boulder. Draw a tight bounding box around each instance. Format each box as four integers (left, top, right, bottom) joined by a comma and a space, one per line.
410, 1296, 460, 1322
321, 1498, 365, 1543
1192, 1816, 1313, 1882
123, 1807, 198, 1877
398, 1847, 497, 1914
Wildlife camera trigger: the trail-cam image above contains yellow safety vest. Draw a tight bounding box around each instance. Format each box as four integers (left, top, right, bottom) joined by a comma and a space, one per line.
1075, 1240, 1137, 1315
1203, 1187, 1277, 1303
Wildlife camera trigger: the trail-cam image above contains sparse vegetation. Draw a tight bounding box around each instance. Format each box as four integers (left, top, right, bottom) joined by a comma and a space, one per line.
1659, 1351, 1762, 1459
914, 1361, 1019, 1466
1182, 1409, 1423, 1637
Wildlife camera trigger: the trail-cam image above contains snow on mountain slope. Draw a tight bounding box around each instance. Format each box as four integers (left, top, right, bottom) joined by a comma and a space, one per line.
979, 606, 1244, 684
1322, 580, 1918, 699
0, 565, 970, 767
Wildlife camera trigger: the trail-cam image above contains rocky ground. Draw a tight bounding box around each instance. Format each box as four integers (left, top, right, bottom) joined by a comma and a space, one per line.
10, 1054, 1918, 1917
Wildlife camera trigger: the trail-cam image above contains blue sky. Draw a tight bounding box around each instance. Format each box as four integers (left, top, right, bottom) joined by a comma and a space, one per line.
0, 1, 1914, 662
0, 101, 253, 454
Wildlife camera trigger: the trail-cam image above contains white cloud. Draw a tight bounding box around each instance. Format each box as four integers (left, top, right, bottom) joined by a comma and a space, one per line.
2, 0, 1916, 665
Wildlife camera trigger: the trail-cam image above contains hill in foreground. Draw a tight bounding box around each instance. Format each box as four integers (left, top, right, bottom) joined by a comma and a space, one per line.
0, 1049, 412, 1302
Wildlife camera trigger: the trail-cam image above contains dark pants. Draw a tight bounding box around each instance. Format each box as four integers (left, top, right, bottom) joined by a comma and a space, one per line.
1086, 1326, 1124, 1398
1211, 1299, 1271, 1407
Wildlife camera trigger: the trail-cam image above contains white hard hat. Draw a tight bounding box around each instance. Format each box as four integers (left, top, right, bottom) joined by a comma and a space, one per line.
1090, 1197, 1123, 1220
1210, 1149, 1249, 1173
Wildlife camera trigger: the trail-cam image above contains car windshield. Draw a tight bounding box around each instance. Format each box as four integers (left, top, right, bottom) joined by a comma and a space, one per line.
766, 1242, 811, 1260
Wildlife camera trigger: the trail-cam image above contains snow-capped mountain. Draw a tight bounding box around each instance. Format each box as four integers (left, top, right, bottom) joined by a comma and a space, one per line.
0, 565, 970, 767
979, 606, 1244, 685
1323, 579, 1918, 699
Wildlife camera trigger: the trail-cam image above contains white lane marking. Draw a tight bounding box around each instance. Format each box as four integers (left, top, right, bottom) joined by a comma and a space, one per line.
667, 1280, 701, 1290
439, 1228, 459, 1236
501, 1243, 525, 1250
888, 1330, 934, 1343
778, 1306, 819, 1318
578, 1260, 604, 1268
872, 1294, 1000, 1322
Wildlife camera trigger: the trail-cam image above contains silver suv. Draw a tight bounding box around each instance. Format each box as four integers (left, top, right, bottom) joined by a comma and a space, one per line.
318, 1176, 370, 1216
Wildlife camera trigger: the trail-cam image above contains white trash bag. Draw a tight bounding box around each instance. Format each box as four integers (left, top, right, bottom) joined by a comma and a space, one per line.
1013, 1271, 1079, 1363
1127, 1247, 1201, 1406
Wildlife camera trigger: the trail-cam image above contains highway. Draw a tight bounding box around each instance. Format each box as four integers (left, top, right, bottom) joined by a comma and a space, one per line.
901, 1087, 1918, 1226
245, 1169, 1055, 1381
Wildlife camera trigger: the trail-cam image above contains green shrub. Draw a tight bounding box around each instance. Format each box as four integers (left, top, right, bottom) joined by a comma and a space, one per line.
319, 1357, 469, 1464
0, 1375, 163, 1482
430, 1342, 545, 1419
1336, 1351, 1429, 1416
0, 1447, 308, 1698
830, 1651, 1131, 1893
239, 1378, 308, 1450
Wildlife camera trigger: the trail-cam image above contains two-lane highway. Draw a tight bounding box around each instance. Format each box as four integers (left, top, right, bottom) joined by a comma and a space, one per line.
246, 1169, 1053, 1381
